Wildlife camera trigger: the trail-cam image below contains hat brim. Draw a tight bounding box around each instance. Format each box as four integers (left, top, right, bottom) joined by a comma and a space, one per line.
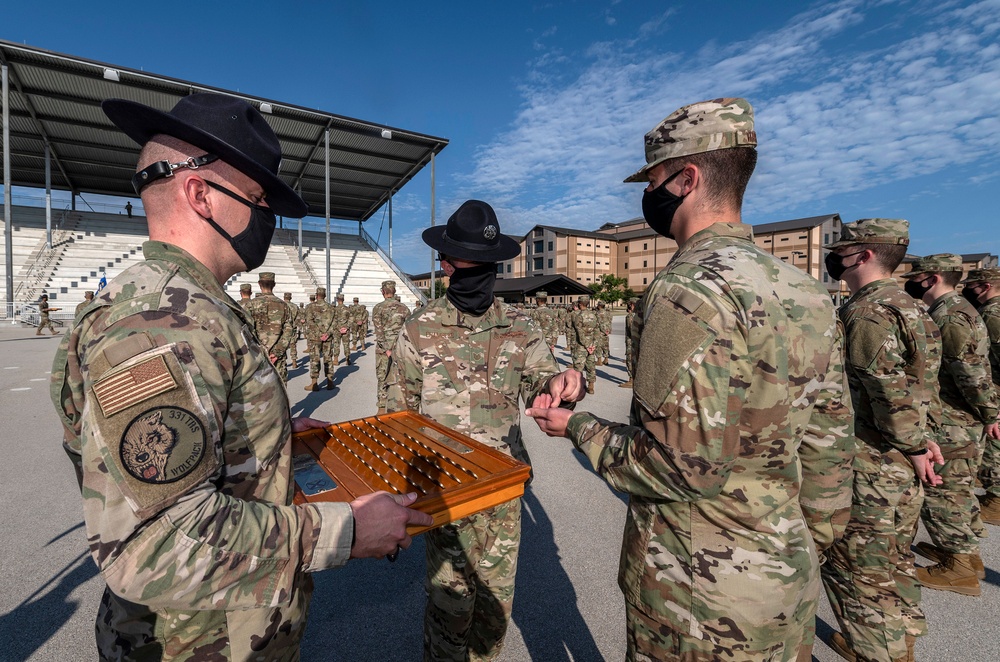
624, 156, 670, 184
102, 99, 308, 218
421, 225, 521, 262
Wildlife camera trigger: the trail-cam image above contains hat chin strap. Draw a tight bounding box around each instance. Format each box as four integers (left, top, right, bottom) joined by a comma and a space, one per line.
132, 154, 219, 194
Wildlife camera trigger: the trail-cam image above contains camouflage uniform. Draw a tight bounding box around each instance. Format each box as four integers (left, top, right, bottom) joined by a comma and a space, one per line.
50, 241, 353, 660
622, 301, 636, 386
246, 275, 294, 382
371, 281, 409, 410
556, 305, 567, 348
37, 296, 58, 334
354, 300, 369, 350
967, 268, 1000, 507
596, 302, 611, 365
331, 295, 352, 366
238, 283, 252, 310
76, 293, 95, 319
304, 289, 336, 387
902, 257, 996, 567
565, 303, 578, 357
821, 220, 941, 662
532, 294, 558, 349
571, 297, 599, 389
387, 295, 562, 662
565, 222, 855, 661
283, 293, 299, 366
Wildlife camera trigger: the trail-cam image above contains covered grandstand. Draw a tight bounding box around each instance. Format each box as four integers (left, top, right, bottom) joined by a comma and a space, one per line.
1, 39, 447, 320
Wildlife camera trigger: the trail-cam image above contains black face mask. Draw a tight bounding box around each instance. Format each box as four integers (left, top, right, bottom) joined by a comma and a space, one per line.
446, 262, 497, 316
904, 278, 933, 301
962, 287, 983, 307
641, 168, 686, 239
203, 181, 276, 272
824, 250, 864, 281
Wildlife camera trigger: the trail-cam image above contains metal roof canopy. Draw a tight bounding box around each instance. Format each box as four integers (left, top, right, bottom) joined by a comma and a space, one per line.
0, 39, 447, 221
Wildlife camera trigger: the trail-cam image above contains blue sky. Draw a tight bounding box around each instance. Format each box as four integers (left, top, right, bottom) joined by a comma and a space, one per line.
4, 0, 999, 274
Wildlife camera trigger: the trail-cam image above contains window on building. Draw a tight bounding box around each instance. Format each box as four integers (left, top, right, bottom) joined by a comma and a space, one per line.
506, 264, 511, 273
643, 260, 647, 268
823, 273, 829, 283
548, 258, 553, 268
534, 228, 543, 237
496, 264, 503, 274
624, 246, 629, 253
780, 237, 789, 242
586, 260, 591, 264
605, 261, 609, 266
548, 241, 553, 251
534, 257, 543, 270
825, 233, 830, 244
624, 262, 628, 269
586, 243, 591, 247
577, 259, 582, 264
643, 243, 648, 250
534, 240, 544, 253
643, 277, 648, 285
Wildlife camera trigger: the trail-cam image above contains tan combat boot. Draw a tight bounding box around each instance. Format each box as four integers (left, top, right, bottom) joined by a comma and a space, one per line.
914, 541, 985, 579
618, 380, 633, 388
304, 379, 318, 392
795, 643, 813, 662
905, 635, 916, 662
586, 383, 595, 394
916, 553, 981, 596
326, 376, 335, 390
376, 407, 387, 415
979, 494, 1000, 525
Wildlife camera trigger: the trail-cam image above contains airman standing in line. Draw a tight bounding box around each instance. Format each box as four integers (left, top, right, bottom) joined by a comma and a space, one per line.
331, 293, 352, 366
901, 254, 997, 597
960, 267, 1000, 525
371, 280, 410, 413
246, 272, 294, 382
304, 287, 336, 391
283, 291, 299, 368
533, 291, 559, 351
822, 219, 944, 662
571, 295, 599, 393
595, 300, 611, 365
619, 299, 636, 388
238, 282, 252, 308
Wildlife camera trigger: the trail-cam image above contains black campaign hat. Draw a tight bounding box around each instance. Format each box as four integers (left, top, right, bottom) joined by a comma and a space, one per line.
422, 200, 521, 262
102, 94, 308, 218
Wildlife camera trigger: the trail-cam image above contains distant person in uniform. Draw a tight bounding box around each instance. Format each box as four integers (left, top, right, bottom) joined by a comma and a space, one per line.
371, 280, 409, 413
619, 298, 636, 388
75, 291, 94, 319
304, 287, 337, 391
528, 98, 855, 662
283, 291, 299, 367
36, 294, 60, 335
125, 200, 133, 218
246, 272, 295, 382
387, 200, 585, 661
50, 92, 430, 660
238, 282, 252, 308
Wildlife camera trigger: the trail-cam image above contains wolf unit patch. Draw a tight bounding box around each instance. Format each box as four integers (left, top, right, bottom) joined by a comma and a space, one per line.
120, 407, 207, 484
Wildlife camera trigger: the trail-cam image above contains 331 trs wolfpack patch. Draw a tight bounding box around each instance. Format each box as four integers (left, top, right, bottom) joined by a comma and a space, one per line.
120, 406, 207, 484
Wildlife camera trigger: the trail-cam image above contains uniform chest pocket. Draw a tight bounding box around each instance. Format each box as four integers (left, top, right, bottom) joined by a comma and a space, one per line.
489, 339, 523, 400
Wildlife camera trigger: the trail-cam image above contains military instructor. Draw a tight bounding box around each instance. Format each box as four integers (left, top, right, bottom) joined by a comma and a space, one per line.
50, 93, 431, 660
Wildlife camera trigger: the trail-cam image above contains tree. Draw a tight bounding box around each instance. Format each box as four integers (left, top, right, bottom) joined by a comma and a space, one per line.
590, 274, 633, 306
423, 278, 447, 299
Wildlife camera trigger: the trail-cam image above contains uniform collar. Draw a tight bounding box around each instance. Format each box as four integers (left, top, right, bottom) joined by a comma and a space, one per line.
673, 222, 752, 261
928, 289, 962, 315
848, 278, 898, 303
142, 241, 232, 303
436, 296, 511, 332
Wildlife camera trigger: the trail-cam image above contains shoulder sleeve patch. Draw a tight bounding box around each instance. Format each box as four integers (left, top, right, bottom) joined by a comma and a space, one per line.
93, 354, 178, 418
634, 287, 717, 417
120, 407, 207, 484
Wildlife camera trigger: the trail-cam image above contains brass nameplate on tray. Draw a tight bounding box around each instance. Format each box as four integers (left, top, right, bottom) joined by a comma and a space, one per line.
291, 411, 531, 534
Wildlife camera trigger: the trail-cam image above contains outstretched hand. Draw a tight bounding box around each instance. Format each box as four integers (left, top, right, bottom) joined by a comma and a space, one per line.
349, 492, 434, 559
526, 405, 573, 438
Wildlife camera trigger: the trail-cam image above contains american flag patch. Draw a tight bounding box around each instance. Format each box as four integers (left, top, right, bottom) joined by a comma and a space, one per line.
93, 355, 177, 418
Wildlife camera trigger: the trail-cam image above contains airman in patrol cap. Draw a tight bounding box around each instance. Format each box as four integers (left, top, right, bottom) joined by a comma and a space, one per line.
901, 254, 996, 596
529, 98, 855, 662
238, 282, 252, 308
822, 219, 944, 662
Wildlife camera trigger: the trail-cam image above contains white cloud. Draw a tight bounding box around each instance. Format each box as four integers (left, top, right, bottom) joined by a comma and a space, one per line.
463, 0, 1000, 232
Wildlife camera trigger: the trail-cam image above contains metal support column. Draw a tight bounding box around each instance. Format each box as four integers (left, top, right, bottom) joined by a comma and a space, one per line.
325, 129, 331, 295
3, 63, 12, 321
45, 143, 51, 248
388, 191, 393, 259
429, 152, 436, 298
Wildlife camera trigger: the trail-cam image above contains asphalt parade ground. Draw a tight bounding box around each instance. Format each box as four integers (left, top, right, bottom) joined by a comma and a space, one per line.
2, 316, 999, 661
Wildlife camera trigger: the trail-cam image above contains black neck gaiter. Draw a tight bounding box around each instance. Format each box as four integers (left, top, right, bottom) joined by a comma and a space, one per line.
446, 263, 496, 316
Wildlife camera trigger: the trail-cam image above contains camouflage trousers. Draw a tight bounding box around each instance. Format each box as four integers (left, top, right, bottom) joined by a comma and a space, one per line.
979, 427, 1000, 498
596, 333, 609, 363
272, 350, 288, 382
375, 349, 391, 408
37, 315, 56, 333
624, 338, 633, 380
424, 498, 521, 662
822, 459, 926, 662
287, 333, 298, 363
355, 325, 367, 349
96, 583, 309, 662
625, 602, 805, 662
331, 332, 351, 364
572, 347, 596, 387
922, 424, 980, 554
309, 339, 334, 380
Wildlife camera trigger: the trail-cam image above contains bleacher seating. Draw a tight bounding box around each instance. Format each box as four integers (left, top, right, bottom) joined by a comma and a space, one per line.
2, 204, 423, 319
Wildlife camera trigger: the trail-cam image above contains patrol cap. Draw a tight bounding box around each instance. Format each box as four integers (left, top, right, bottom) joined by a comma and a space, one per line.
624, 97, 757, 183
382, 280, 396, 292
824, 218, 909, 249
902, 253, 963, 279
240, 283, 252, 293
536, 291, 547, 299
353, 297, 359, 303
597, 300, 606, 307
963, 267, 1000, 284
258, 272, 275, 281
336, 293, 345, 300
578, 295, 590, 304
316, 287, 326, 297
